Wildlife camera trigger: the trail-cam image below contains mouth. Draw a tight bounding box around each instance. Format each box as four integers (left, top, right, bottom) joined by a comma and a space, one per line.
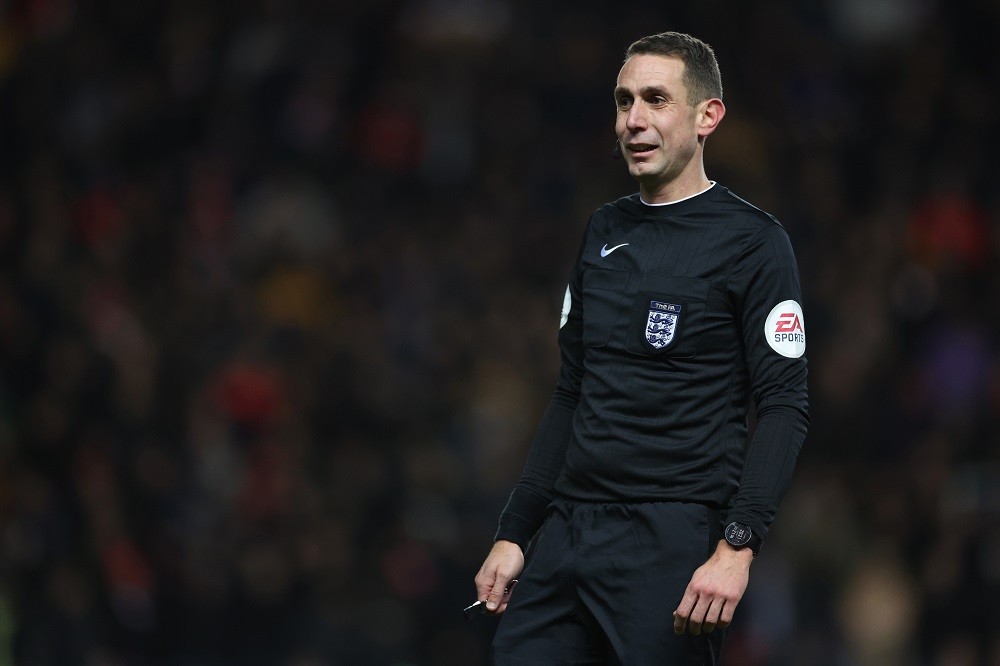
627, 143, 657, 158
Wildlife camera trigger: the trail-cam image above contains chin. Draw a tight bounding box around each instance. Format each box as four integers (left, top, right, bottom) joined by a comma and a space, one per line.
628, 161, 656, 179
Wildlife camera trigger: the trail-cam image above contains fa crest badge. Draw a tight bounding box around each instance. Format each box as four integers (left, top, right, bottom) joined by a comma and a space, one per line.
645, 301, 681, 349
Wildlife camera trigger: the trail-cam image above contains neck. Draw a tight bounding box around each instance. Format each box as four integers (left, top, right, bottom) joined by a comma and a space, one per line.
639, 167, 712, 205
640, 180, 715, 206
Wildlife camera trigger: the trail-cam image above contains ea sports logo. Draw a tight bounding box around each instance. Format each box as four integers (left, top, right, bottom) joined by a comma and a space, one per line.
775, 312, 803, 334
764, 300, 806, 358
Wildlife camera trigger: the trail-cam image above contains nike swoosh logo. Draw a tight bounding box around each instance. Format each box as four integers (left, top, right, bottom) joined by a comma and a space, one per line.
600, 243, 629, 257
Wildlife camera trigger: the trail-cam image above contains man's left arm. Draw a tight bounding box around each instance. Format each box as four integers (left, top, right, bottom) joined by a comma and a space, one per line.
673, 222, 809, 636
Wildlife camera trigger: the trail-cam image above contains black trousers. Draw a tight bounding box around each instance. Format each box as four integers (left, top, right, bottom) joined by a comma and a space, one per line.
492, 500, 726, 665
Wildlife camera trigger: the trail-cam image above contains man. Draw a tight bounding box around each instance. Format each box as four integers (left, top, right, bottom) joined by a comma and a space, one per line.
475, 31, 808, 664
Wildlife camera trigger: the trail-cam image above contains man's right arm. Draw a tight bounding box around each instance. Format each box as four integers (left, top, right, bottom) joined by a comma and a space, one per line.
475, 227, 588, 612
493, 375, 580, 546
494, 270, 585, 550
475, 293, 583, 610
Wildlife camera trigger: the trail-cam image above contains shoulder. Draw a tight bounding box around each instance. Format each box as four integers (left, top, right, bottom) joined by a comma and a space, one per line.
711, 185, 787, 236
592, 193, 642, 220
577, 193, 643, 241
706, 186, 800, 268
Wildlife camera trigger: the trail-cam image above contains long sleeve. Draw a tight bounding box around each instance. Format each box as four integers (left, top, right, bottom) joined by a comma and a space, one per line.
724, 223, 809, 545
494, 225, 588, 550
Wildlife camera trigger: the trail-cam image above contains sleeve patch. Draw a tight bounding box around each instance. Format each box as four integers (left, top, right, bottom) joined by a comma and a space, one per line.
764, 300, 806, 358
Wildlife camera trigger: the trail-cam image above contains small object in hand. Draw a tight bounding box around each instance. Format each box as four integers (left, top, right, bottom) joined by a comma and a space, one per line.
463, 600, 488, 620
463, 579, 518, 620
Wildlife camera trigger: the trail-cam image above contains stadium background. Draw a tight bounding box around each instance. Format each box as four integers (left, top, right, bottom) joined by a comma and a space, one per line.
1, 0, 998, 664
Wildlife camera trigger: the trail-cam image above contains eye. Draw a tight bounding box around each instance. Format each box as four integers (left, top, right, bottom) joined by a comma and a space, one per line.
616, 96, 633, 111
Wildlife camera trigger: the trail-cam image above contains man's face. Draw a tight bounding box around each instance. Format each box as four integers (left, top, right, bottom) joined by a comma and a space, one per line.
614, 55, 706, 192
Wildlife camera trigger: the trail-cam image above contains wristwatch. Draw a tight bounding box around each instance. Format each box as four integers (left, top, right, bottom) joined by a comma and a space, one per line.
724, 521, 761, 556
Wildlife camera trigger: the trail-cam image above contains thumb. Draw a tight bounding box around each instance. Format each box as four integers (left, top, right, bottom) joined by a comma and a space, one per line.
486, 571, 513, 611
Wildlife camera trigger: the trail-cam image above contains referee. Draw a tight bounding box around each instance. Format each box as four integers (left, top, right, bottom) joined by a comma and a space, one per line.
474, 31, 809, 664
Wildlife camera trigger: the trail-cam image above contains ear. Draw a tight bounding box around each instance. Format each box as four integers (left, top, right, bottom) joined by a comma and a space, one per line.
696, 98, 726, 139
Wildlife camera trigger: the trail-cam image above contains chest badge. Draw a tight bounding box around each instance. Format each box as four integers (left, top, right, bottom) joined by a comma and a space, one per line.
645, 301, 681, 349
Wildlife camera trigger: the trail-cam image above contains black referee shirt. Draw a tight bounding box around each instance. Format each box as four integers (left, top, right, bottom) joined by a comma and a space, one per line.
497, 184, 809, 552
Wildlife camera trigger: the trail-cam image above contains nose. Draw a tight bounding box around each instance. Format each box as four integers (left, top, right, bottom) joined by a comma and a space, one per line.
625, 100, 647, 132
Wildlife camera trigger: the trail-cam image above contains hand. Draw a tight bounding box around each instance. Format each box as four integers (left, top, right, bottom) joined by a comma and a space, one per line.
474, 540, 524, 614
673, 540, 753, 635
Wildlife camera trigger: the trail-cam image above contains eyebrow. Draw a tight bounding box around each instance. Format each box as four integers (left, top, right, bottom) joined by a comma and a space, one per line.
614, 85, 672, 99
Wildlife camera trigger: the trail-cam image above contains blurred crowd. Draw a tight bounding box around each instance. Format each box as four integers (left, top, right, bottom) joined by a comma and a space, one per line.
0, 0, 998, 664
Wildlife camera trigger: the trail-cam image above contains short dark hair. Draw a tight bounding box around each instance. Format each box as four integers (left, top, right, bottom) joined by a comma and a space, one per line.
625, 32, 723, 103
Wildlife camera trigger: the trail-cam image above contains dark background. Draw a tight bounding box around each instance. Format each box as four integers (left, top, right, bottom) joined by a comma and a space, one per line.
1, 0, 998, 664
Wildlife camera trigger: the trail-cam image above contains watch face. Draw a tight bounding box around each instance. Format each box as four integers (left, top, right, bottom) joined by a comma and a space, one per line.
725, 522, 752, 547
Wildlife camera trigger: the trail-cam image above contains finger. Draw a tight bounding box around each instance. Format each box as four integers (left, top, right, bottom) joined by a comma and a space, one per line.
673, 589, 698, 635
717, 598, 737, 629
701, 597, 724, 634
493, 579, 519, 614
474, 567, 496, 602
686, 595, 713, 636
